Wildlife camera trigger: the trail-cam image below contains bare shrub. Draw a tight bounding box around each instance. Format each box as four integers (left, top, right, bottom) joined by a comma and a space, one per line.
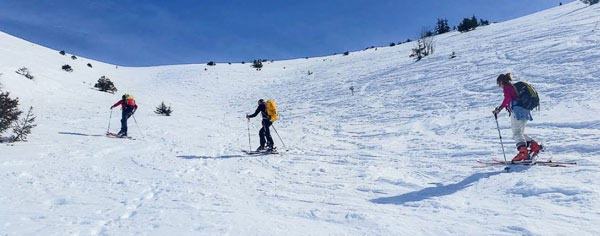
410, 29, 435, 61
15, 67, 34, 80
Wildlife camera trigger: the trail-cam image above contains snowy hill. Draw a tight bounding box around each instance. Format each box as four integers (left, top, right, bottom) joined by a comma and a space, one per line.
1, 1, 599, 235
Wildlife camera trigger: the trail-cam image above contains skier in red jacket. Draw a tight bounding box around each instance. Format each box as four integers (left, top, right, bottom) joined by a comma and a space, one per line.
111, 94, 138, 137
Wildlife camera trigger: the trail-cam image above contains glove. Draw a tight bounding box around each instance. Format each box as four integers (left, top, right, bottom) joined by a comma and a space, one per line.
110, 106, 113, 109
492, 106, 501, 115
246, 114, 250, 119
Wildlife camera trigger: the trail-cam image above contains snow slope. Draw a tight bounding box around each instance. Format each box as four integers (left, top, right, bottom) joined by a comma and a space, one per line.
1, 1, 599, 235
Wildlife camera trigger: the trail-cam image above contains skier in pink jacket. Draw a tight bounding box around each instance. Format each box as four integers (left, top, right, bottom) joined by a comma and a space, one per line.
492, 73, 540, 162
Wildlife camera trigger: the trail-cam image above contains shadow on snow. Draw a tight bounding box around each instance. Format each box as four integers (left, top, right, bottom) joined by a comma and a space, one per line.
371, 166, 530, 205
58, 131, 104, 137
177, 155, 245, 159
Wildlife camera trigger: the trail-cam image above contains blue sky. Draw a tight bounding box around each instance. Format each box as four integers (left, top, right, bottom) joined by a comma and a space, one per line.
0, 0, 566, 66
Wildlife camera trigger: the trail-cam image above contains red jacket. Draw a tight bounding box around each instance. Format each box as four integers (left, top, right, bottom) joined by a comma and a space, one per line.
111, 100, 138, 111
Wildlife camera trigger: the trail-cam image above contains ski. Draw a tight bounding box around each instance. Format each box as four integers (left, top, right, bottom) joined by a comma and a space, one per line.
476, 144, 577, 167
106, 132, 135, 140
476, 159, 576, 167
491, 157, 575, 166
242, 149, 279, 155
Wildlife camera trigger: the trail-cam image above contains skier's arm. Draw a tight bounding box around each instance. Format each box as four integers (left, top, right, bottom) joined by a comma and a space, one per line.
499, 86, 514, 112
111, 100, 123, 109
499, 96, 510, 111
247, 106, 261, 118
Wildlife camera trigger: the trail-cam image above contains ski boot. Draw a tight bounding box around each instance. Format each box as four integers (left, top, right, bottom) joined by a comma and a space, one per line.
527, 141, 543, 160
256, 146, 266, 152
512, 145, 529, 163
529, 141, 540, 155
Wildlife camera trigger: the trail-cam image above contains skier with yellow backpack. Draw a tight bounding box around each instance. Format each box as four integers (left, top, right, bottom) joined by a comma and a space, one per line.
246, 99, 278, 152
110, 94, 138, 137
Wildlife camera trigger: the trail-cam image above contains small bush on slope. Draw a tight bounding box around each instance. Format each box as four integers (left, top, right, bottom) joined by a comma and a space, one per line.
252, 60, 263, 70
94, 76, 118, 93
155, 102, 173, 116
10, 106, 36, 142
15, 67, 34, 80
410, 29, 435, 61
581, 0, 599, 5
62, 64, 73, 72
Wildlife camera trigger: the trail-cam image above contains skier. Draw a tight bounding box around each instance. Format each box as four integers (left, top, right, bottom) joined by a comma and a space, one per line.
492, 73, 540, 162
246, 99, 275, 152
110, 94, 138, 137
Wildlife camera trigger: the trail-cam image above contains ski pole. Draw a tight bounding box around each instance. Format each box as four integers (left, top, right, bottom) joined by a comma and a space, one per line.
247, 117, 252, 151
494, 114, 508, 164
132, 113, 144, 138
271, 124, 288, 151
107, 109, 113, 133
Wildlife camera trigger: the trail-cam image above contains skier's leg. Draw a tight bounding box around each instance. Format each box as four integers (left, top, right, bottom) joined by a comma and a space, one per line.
258, 124, 266, 150
123, 112, 133, 136
511, 115, 529, 161
265, 121, 274, 149
511, 115, 528, 148
119, 112, 127, 135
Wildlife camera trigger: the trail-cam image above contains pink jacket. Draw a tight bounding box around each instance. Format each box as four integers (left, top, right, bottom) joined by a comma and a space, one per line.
500, 84, 518, 112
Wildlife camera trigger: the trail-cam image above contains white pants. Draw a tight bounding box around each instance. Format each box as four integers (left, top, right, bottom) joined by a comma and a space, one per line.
511, 114, 532, 147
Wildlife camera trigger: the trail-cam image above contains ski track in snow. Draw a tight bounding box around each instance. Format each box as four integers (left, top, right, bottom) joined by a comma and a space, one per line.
1, 2, 600, 235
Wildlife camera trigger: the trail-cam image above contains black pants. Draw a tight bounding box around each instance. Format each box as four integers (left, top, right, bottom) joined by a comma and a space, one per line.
259, 119, 274, 148
119, 107, 134, 135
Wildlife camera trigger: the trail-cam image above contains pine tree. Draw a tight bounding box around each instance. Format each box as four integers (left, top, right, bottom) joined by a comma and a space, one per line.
0, 91, 21, 135
458, 15, 480, 32
435, 18, 450, 34
11, 106, 36, 142
155, 102, 173, 116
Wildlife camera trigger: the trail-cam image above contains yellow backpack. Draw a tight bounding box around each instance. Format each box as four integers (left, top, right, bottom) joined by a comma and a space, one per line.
266, 99, 278, 122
